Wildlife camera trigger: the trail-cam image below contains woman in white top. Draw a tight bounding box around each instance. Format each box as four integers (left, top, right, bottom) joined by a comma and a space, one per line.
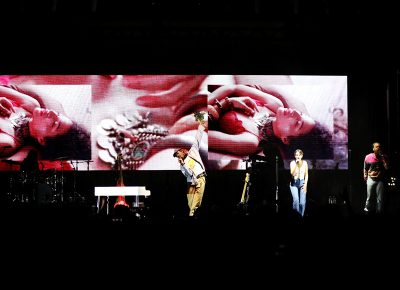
289, 149, 308, 217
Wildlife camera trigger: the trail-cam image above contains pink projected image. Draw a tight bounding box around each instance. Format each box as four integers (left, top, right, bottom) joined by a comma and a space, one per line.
0, 82, 91, 171
93, 75, 208, 171
206, 75, 348, 170
0, 75, 347, 171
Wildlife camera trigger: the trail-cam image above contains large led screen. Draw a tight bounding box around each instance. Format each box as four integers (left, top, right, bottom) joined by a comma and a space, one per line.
0, 75, 347, 171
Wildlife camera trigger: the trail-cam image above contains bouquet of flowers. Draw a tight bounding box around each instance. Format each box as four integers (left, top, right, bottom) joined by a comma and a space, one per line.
194, 111, 207, 122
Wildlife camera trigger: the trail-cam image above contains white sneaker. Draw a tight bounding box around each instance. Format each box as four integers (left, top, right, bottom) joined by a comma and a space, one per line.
364, 207, 369, 212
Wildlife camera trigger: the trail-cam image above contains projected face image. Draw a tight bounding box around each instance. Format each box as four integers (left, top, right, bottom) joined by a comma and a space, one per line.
29, 108, 73, 143
0, 82, 91, 171
274, 108, 315, 141
0, 75, 347, 171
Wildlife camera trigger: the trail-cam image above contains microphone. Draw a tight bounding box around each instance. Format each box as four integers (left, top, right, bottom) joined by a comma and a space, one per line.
378, 150, 383, 157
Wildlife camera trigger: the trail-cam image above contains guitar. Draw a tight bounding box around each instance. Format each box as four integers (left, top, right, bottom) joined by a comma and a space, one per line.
237, 173, 251, 214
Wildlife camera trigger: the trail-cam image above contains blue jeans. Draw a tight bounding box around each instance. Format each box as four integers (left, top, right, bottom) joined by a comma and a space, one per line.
290, 179, 306, 217
366, 176, 384, 213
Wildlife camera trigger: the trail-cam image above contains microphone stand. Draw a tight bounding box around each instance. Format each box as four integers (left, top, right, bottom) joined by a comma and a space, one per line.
70, 161, 78, 203
347, 148, 353, 215
60, 160, 65, 203
275, 155, 279, 214
85, 160, 93, 171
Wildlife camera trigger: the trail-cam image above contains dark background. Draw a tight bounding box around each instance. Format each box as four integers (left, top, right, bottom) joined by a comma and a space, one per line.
2, 0, 399, 212
1, 0, 400, 281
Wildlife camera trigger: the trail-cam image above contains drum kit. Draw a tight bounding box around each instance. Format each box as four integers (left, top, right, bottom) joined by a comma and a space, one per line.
2, 157, 92, 205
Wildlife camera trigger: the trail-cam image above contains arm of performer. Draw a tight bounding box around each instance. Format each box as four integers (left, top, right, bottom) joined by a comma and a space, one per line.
381, 153, 389, 170
303, 161, 308, 193
290, 160, 298, 177
178, 157, 194, 180
363, 157, 370, 182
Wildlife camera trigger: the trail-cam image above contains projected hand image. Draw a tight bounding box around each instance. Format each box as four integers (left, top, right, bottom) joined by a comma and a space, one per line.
93, 75, 208, 170
124, 75, 207, 127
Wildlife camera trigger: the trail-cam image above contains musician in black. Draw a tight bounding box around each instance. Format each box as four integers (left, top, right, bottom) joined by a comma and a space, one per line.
21, 150, 39, 171
247, 153, 278, 214
20, 150, 39, 202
